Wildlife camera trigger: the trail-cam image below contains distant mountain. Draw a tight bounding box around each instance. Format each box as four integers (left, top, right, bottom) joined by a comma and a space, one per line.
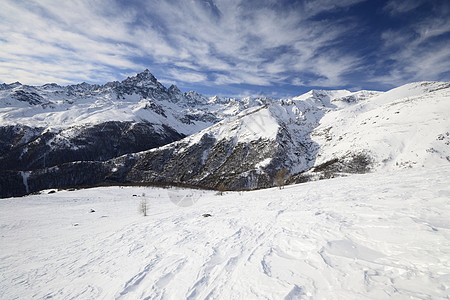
1, 71, 449, 197
0, 70, 261, 171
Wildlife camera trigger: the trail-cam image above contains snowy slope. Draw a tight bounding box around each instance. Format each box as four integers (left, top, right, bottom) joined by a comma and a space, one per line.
122, 98, 325, 190
135, 81, 450, 190
1, 166, 449, 299
310, 81, 450, 176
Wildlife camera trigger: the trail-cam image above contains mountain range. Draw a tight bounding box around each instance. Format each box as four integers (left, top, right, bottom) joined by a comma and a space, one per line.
1, 70, 449, 197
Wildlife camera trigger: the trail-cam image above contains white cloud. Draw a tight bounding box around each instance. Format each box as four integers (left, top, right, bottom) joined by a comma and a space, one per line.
5, 0, 430, 93
4, 0, 365, 86
168, 69, 208, 83
0, 0, 147, 84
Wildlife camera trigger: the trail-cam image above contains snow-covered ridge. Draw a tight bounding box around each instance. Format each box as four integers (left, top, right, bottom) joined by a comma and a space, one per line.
1, 71, 449, 197
310, 81, 450, 174
0, 70, 263, 135
0, 70, 384, 136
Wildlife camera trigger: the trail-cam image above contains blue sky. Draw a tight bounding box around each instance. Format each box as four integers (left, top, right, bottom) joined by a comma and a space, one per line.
1, 0, 449, 98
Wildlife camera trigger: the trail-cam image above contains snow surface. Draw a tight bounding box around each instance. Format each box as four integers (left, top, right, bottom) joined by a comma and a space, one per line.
200, 105, 279, 144
1, 166, 449, 299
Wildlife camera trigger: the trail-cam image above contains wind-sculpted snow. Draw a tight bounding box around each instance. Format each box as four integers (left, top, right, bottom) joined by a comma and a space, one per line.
0, 166, 449, 299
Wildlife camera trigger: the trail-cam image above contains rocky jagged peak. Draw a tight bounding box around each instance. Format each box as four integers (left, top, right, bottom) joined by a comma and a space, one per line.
209, 95, 229, 104
167, 84, 183, 103
168, 84, 182, 95
136, 69, 158, 82
68, 82, 94, 89
102, 80, 120, 89
0, 82, 22, 90
42, 83, 61, 89
184, 91, 209, 105
66, 82, 98, 96
78, 82, 93, 89
122, 69, 160, 88
114, 70, 168, 100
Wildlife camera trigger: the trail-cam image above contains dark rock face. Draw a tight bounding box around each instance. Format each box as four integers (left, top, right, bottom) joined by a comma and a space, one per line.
0, 121, 186, 197
0, 122, 184, 172
0, 171, 27, 198
1, 136, 279, 197
11, 90, 44, 105
0, 125, 45, 157
311, 152, 373, 179
0, 154, 139, 198
124, 128, 310, 191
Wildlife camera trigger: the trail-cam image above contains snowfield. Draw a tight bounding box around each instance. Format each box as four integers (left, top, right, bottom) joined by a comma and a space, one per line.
1, 166, 449, 299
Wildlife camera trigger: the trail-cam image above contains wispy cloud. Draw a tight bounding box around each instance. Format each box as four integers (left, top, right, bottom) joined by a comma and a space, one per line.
372, 0, 450, 86
0, 0, 367, 88
0, 0, 149, 82
383, 0, 428, 15
0, 0, 449, 96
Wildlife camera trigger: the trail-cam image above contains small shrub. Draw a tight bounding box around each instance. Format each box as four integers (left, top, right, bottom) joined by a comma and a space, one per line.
274, 168, 289, 189
139, 193, 148, 216
217, 183, 226, 196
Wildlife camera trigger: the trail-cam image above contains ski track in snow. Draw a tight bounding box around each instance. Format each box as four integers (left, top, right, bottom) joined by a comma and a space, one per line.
1, 166, 450, 299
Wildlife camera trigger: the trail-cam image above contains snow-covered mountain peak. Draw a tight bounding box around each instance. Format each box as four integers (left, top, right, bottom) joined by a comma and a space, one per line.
408, 81, 450, 93
310, 80, 450, 176
183, 91, 209, 106
293, 89, 352, 107
127, 69, 158, 84
208, 95, 230, 105
166, 84, 183, 103
177, 105, 276, 148
42, 83, 64, 91
120, 69, 165, 90
168, 84, 181, 94
330, 90, 382, 105
66, 82, 99, 96
1, 81, 22, 90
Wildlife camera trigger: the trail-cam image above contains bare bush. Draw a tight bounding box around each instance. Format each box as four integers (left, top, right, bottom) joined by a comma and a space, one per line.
217, 183, 226, 196
139, 193, 148, 216
274, 168, 289, 189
